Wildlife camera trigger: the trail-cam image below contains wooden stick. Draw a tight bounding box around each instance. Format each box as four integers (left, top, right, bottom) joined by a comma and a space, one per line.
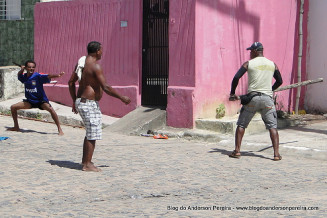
12, 62, 22, 67
295, 0, 305, 114
274, 78, 323, 92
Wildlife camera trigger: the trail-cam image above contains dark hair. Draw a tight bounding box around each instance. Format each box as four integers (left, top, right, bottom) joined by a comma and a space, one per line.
25, 60, 36, 67
87, 41, 102, 54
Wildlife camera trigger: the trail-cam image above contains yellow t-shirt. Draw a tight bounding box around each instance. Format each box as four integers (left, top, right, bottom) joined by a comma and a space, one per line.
247, 57, 275, 97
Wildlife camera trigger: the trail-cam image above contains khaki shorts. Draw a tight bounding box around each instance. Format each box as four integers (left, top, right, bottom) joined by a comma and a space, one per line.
75, 98, 102, 140
237, 95, 277, 129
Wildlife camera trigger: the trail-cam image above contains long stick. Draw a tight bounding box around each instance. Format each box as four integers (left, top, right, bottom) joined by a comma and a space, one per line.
295, 0, 305, 114
274, 78, 323, 92
12, 62, 21, 67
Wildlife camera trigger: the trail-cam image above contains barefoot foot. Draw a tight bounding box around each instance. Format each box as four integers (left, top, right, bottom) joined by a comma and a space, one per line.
82, 163, 102, 172
7, 127, 21, 132
273, 155, 282, 161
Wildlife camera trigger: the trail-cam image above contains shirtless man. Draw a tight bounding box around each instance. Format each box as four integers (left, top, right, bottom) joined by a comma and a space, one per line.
8, 60, 64, 135
68, 41, 131, 172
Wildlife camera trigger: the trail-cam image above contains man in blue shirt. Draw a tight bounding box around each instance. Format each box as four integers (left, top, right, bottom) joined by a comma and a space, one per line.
8, 60, 64, 135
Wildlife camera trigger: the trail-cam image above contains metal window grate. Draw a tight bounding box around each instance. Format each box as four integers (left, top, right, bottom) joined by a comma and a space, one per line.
0, 0, 21, 20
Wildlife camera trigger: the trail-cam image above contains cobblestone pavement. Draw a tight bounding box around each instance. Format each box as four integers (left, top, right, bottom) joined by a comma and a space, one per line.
0, 115, 326, 217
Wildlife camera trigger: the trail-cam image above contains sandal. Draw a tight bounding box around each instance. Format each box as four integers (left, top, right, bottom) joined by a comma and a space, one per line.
273, 155, 282, 161
229, 150, 241, 159
153, 134, 168, 139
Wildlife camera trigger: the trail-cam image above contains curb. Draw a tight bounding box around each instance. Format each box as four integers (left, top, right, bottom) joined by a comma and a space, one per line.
0, 103, 114, 128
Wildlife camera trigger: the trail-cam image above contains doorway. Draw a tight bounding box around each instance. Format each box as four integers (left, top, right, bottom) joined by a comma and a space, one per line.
142, 0, 169, 107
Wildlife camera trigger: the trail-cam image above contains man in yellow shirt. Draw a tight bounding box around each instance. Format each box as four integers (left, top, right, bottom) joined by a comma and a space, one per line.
229, 42, 283, 161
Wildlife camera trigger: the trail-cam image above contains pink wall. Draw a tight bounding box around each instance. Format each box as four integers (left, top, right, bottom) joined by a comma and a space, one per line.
167, 0, 300, 127
195, 0, 299, 117
34, 0, 306, 128
167, 0, 196, 128
34, 0, 142, 117
289, 0, 308, 113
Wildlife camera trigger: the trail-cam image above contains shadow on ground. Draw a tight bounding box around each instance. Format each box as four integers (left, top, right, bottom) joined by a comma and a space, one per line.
5, 126, 53, 135
47, 160, 110, 171
209, 148, 272, 160
47, 160, 83, 170
288, 126, 327, 135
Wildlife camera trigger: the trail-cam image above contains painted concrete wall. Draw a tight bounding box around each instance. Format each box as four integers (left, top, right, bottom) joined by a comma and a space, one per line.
33, 0, 306, 128
195, 0, 299, 118
167, 0, 300, 128
34, 0, 141, 117
305, 0, 327, 113
167, 0, 196, 128
0, 67, 24, 100
0, 0, 39, 66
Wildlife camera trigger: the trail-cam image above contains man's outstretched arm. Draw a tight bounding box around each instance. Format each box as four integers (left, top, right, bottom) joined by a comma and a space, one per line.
94, 64, 131, 104
17, 65, 25, 76
47, 72, 65, 79
229, 62, 248, 100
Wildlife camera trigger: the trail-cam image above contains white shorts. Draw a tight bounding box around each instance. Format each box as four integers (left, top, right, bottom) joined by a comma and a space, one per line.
75, 98, 102, 140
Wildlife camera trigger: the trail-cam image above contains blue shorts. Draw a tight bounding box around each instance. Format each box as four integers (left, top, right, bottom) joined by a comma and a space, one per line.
23, 99, 50, 110
237, 95, 277, 129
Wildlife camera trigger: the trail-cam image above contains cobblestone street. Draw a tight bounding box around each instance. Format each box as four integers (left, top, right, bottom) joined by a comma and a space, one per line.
0, 115, 326, 217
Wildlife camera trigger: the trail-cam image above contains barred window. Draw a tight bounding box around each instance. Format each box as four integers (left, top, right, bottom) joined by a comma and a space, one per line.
0, 0, 21, 20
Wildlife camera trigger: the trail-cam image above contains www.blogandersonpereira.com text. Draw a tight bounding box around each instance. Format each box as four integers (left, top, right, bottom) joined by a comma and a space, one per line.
167, 205, 319, 211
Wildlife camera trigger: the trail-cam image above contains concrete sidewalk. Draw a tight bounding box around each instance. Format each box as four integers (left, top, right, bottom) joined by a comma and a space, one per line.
1, 93, 327, 160
156, 118, 327, 161
0, 93, 119, 128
